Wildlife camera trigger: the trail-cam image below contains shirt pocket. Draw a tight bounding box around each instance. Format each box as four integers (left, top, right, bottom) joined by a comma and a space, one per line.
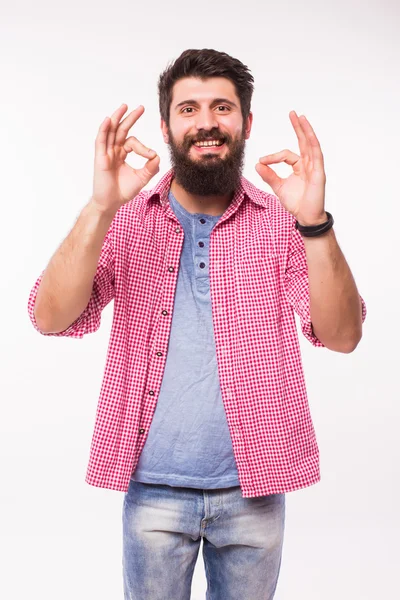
238, 250, 282, 273
236, 251, 284, 310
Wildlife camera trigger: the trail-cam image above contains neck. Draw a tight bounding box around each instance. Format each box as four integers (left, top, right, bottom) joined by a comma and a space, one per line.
170, 178, 233, 216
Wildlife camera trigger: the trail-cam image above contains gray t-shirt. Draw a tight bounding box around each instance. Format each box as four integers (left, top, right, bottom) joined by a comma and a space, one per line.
131, 191, 239, 488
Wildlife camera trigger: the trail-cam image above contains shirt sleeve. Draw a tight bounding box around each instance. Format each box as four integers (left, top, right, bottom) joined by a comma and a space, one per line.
27, 226, 115, 339
283, 222, 323, 346
284, 221, 367, 347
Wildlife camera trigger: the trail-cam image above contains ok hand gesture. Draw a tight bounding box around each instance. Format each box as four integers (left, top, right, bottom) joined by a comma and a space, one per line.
92, 104, 160, 214
256, 112, 327, 226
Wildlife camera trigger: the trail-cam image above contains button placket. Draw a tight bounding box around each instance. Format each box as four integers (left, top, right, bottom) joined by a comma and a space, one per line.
195, 216, 214, 277
160, 222, 183, 320
142, 219, 181, 449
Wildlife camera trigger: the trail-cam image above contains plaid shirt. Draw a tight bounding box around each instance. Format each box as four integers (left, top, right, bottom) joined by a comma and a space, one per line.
28, 170, 366, 497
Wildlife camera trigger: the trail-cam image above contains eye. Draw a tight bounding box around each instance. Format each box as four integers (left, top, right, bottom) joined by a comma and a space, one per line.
216, 105, 230, 112
181, 107, 195, 114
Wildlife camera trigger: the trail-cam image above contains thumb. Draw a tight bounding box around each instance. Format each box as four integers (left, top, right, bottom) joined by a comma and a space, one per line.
138, 155, 160, 186
255, 162, 282, 196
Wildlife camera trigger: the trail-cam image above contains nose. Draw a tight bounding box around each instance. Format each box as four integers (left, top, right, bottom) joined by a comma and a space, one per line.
195, 108, 218, 131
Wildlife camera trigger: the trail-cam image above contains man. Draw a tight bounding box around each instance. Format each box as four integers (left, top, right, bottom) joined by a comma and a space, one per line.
28, 49, 366, 599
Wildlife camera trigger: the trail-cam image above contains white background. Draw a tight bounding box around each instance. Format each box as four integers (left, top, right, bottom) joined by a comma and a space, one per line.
1, 0, 399, 598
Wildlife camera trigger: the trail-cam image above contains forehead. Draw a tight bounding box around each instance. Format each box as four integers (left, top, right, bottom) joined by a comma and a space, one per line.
171, 76, 239, 106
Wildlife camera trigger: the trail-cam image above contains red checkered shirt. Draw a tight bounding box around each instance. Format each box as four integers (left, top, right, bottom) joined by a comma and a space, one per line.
28, 169, 366, 497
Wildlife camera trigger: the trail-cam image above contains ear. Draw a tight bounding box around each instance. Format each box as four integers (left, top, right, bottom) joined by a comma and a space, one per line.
161, 119, 169, 144
244, 112, 253, 140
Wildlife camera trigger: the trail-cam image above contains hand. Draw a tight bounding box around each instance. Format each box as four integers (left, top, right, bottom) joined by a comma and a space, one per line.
255, 112, 327, 226
91, 104, 160, 214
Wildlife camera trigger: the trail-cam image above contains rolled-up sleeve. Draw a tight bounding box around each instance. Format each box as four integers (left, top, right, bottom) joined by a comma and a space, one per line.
284, 222, 366, 347
284, 224, 324, 347
28, 227, 115, 339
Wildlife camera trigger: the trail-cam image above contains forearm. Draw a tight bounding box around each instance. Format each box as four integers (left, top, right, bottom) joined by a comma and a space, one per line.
304, 228, 363, 353
34, 201, 116, 333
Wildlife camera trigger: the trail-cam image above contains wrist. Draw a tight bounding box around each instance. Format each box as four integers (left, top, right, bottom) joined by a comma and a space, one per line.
295, 212, 327, 227
302, 227, 335, 244
296, 211, 334, 238
87, 197, 119, 220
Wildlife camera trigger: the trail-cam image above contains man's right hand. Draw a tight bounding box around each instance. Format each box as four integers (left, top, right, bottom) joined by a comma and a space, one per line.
91, 104, 160, 215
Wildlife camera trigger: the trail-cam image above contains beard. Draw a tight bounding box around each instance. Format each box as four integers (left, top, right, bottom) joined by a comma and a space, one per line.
167, 127, 246, 196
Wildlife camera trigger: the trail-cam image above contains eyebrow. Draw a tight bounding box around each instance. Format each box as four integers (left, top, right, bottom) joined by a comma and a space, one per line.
174, 98, 239, 110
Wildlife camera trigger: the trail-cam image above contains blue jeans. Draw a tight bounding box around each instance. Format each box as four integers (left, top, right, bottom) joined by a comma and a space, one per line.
122, 480, 285, 599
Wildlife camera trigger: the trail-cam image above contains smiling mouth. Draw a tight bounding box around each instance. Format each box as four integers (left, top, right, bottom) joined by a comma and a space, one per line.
193, 139, 225, 148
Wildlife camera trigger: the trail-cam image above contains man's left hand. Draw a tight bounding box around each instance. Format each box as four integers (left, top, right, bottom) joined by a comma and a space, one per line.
256, 112, 327, 226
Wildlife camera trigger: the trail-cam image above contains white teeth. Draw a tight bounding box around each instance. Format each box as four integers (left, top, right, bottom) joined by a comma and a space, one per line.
195, 140, 223, 147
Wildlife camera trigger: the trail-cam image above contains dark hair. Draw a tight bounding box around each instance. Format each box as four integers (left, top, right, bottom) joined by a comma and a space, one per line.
158, 49, 254, 126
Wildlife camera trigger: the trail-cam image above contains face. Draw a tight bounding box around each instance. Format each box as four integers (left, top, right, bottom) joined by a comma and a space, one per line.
161, 77, 253, 196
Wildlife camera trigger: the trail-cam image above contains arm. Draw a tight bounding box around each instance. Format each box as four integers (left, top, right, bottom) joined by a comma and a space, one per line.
256, 111, 365, 354
304, 228, 362, 352
34, 202, 116, 333
31, 103, 160, 334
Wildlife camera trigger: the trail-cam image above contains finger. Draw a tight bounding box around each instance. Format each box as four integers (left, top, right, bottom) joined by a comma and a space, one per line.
298, 115, 324, 169
106, 104, 128, 152
255, 162, 283, 195
115, 105, 145, 146
289, 111, 309, 159
135, 155, 161, 187
95, 116, 111, 157
123, 136, 157, 159
259, 149, 301, 167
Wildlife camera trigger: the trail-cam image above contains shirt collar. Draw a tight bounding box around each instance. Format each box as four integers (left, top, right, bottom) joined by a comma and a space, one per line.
146, 169, 271, 211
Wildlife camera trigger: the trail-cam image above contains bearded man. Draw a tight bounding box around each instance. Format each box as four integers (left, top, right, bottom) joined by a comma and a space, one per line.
29, 48, 366, 600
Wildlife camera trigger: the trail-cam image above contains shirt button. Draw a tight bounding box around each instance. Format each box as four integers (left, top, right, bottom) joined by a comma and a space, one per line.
199, 218, 206, 224
139, 428, 145, 434
156, 351, 163, 357
199, 262, 206, 269
198, 241, 204, 248
149, 390, 155, 396
168, 266, 175, 273
175, 227, 181, 233
162, 310, 168, 316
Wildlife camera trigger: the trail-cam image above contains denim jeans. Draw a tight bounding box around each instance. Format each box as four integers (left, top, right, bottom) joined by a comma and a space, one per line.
122, 480, 285, 599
